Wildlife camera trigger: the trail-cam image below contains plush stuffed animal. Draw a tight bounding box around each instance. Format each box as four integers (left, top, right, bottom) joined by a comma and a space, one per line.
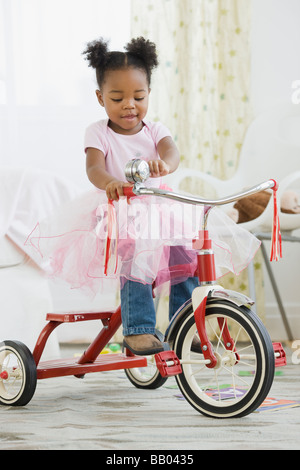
281, 190, 300, 214
228, 189, 300, 224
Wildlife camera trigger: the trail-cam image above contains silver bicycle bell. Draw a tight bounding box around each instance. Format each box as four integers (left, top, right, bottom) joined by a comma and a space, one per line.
125, 159, 150, 184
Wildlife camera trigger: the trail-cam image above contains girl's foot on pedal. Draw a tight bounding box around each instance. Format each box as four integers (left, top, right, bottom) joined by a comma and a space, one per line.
123, 334, 170, 356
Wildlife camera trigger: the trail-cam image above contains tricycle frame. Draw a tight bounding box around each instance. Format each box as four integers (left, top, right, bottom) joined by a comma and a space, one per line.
33, 307, 147, 380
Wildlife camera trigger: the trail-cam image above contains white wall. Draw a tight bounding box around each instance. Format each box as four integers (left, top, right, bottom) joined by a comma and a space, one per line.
251, 0, 300, 115
251, 0, 300, 340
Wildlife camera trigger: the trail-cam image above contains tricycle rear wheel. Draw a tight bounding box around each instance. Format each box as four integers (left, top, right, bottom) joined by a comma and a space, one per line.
0, 340, 37, 406
124, 353, 167, 389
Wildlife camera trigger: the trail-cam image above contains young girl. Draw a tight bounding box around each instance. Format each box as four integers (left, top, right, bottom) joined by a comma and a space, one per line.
27, 37, 260, 356
83, 36, 199, 355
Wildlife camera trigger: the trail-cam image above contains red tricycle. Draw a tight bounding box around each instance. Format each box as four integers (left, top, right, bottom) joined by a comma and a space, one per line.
0, 160, 286, 418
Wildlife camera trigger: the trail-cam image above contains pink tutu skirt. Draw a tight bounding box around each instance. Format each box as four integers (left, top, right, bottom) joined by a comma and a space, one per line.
26, 188, 260, 296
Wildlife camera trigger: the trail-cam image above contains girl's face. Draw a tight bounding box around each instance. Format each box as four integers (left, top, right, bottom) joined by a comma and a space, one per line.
96, 67, 150, 135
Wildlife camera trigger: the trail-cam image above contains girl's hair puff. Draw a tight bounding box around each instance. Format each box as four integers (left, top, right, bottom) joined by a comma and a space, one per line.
83, 37, 158, 88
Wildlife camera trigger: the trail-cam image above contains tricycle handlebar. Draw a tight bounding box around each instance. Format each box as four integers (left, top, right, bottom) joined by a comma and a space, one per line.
123, 179, 277, 207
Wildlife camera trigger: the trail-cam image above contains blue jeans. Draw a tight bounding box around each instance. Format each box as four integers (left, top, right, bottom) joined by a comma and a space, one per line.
121, 277, 198, 336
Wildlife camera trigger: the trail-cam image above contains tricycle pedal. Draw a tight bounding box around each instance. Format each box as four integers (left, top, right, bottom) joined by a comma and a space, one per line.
155, 350, 182, 377
273, 342, 287, 367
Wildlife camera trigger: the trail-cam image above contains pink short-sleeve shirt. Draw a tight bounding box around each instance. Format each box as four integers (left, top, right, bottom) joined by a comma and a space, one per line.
84, 119, 172, 188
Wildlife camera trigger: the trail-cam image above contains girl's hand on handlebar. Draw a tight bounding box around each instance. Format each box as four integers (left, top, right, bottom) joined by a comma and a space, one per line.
105, 180, 133, 201
148, 159, 170, 178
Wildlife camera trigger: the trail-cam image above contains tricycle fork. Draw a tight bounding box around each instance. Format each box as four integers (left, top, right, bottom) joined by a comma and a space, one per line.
217, 316, 240, 362
192, 225, 243, 368
193, 294, 243, 368
193, 296, 217, 368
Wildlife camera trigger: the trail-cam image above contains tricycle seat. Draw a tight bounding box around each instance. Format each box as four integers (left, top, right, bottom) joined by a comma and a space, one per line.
46, 310, 116, 323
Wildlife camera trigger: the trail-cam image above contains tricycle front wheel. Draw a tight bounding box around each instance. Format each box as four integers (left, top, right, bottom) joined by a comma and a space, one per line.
173, 300, 275, 418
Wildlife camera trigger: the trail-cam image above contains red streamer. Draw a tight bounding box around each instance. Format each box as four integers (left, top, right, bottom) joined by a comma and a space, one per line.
270, 179, 282, 262
104, 199, 118, 275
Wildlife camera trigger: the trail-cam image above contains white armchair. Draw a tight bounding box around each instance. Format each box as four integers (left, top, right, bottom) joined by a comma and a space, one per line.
170, 103, 300, 341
